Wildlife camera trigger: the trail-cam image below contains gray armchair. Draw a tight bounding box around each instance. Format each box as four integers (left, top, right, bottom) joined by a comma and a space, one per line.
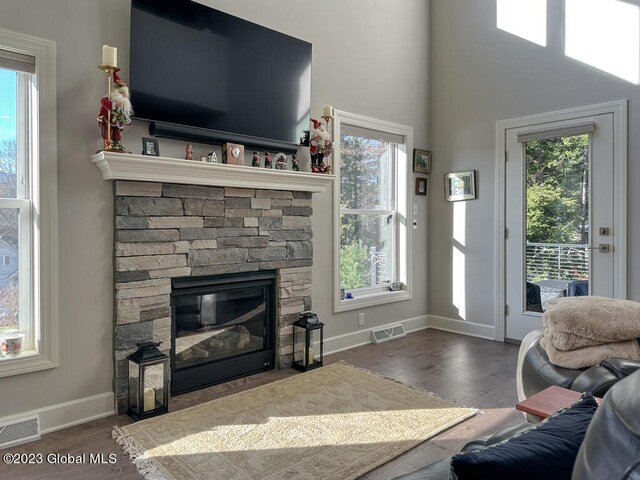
516, 328, 640, 403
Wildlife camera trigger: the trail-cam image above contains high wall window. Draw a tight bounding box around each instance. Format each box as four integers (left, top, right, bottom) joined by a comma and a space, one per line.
0, 29, 57, 377
333, 111, 412, 312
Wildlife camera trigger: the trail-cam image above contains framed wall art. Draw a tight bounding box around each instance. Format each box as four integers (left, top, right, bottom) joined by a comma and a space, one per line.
415, 177, 428, 196
413, 149, 432, 174
444, 170, 476, 201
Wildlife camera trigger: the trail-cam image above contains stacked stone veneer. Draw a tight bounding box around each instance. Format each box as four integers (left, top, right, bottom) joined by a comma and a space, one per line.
113, 180, 313, 413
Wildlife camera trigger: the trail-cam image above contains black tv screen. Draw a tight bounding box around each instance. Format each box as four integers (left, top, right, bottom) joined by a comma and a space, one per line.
130, 0, 312, 149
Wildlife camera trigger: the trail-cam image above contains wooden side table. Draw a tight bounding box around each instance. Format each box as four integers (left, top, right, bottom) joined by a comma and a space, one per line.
516, 385, 603, 421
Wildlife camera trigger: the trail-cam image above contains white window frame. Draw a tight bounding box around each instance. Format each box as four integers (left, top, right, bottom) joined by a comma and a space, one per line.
332, 110, 413, 313
0, 28, 58, 377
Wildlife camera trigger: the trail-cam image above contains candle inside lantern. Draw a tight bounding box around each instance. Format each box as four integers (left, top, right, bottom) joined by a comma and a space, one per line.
102, 45, 117, 68
323, 105, 334, 118
307, 347, 314, 365
144, 387, 155, 411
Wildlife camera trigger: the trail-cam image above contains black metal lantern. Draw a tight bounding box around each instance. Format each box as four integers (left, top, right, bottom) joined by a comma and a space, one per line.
292, 312, 324, 372
127, 341, 169, 421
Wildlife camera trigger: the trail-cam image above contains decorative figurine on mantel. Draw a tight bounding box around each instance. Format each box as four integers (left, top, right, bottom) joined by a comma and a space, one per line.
185, 144, 193, 160
205, 151, 218, 163
275, 153, 287, 170
309, 116, 333, 174
296, 131, 312, 172
264, 152, 272, 169
97, 45, 133, 153
252, 151, 261, 167
291, 153, 299, 171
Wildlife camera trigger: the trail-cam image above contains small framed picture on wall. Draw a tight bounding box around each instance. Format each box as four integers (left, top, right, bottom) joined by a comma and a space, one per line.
413, 149, 432, 174
444, 170, 476, 201
415, 177, 428, 196
142, 137, 159, 156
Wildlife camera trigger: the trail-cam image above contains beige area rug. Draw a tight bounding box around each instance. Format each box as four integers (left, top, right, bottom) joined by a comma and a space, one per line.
113, 362, 479, 480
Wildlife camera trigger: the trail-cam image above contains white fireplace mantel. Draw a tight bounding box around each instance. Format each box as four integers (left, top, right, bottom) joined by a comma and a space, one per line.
91, 152, 335, 193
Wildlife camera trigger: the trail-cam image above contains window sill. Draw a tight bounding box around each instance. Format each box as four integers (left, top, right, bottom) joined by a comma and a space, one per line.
0, 350, 56, 378
334, 289, 412, 313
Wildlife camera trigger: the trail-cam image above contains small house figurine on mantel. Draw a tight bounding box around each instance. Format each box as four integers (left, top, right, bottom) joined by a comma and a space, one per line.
292, 312, 324, 372
204, 151, 218, 163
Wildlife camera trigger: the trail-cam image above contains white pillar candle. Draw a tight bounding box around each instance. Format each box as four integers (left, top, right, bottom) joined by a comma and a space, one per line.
323, 104, 334, 117
102, 45, 117, 68
144, 387, 155, 411
307, 347, 314, 365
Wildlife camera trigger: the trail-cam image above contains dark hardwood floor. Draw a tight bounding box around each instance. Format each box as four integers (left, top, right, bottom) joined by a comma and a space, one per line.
3, 329, 522, 480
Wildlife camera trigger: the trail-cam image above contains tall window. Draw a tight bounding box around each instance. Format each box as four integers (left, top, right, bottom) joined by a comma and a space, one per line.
333, 111, 412, 312
0, 29, 57, 376
0, 54, 33, 354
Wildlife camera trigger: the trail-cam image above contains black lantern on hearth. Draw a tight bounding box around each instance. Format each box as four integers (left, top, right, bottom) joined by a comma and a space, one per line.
127, 341, 169, 421
292, 312, 324, 372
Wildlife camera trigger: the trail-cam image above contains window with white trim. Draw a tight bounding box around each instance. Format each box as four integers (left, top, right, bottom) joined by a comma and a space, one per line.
333, 111, 412, 312
0, 29, 57, 376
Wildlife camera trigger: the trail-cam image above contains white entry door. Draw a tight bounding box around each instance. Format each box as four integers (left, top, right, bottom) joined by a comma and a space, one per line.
504, 107, 624, 341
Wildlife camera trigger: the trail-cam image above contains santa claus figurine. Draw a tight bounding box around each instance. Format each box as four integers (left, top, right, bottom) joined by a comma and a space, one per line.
98, 71, 133, 151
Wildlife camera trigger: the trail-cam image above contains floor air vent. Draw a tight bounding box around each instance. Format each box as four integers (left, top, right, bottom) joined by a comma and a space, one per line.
371, 324, 406, 344
0, 415, 40, 450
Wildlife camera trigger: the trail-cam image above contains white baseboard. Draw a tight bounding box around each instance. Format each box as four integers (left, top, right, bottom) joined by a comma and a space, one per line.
323, 314, 495, 357
0, 392, 115, 436
427, 315, 496, 340
324, 315, 429, 356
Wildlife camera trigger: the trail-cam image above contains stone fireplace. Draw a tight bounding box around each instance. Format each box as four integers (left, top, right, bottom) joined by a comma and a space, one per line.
112, 180, 314, 414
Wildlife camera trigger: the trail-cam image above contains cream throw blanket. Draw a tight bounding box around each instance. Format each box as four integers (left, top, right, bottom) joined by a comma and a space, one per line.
541, 296, 640, 369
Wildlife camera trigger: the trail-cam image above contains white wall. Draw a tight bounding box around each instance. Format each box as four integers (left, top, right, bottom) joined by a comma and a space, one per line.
429, 0, 640, 330
0, 0, 430, 422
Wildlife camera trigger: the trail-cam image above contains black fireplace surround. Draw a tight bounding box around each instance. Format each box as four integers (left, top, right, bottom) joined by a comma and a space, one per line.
170, 271, 276, 395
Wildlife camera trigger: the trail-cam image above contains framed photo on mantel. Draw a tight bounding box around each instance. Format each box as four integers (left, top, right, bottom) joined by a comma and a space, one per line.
142, 137, 159, 156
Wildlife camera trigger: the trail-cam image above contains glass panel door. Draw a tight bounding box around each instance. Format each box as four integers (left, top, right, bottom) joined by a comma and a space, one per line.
505, 112, 616, 341
524, 134, 590, 312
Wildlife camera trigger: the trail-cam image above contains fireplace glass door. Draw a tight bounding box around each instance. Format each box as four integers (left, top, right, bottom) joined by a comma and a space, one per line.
171, 271, 275, 394
174, 287, 269, 369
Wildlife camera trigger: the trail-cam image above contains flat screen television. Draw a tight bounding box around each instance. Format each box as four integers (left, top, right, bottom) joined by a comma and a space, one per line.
130, 0, 312, 153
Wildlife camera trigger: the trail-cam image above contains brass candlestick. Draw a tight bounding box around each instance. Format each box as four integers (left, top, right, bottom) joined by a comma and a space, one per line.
321, 115, 333, 127
98, 64, 120, 151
